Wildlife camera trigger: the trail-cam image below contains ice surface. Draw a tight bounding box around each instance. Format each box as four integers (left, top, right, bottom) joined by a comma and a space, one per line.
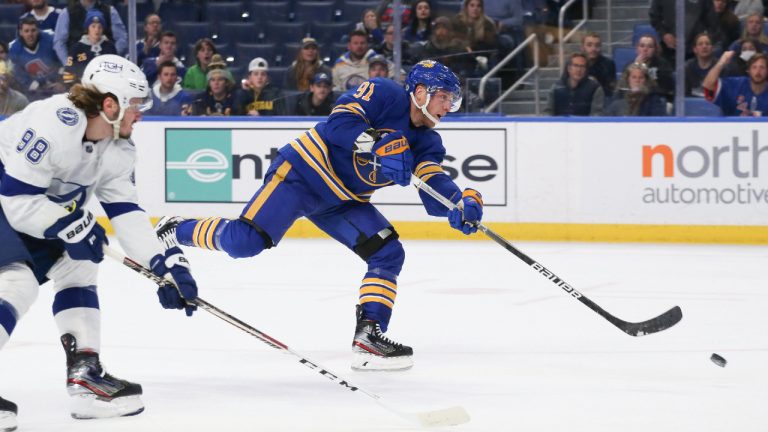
2, 239, 766, 431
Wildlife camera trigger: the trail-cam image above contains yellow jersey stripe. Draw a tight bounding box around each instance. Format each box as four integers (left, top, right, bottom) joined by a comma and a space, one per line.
195, 218, 214, 249
361, 277, 397, 291
243, 160, 292, 220
205, 217, 222, 250
192, 219, 203, 247
292, 131, 366, 202
360, 286, 397, 302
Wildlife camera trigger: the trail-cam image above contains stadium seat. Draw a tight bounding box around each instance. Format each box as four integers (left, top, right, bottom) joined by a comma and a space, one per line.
293, 1, 337, 23
158, 1, 200, 22
342, 0, 379, 22
329, 41, 348, 62
265, 21, 309, 44
310, 21, 353, 45
205, 2, 246, 24
236, 42, 278, 67
114, 2, 155, 23
247, 1, 292, 24
683, 97, 723, 116
434, 0, 462, 16
612, 47, 636, 79
169, 21, 213, 48
0, 4, 24, 25
0, 23, 17, 43
268, 66, 289, 87
632, 23, 659, 46
218, 22, 261, 44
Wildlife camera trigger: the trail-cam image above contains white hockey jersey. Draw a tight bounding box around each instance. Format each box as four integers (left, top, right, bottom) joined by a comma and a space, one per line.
0, 93, 161, 266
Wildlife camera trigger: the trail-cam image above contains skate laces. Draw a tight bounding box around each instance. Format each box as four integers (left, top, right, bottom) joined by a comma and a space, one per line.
373, 323, 404, 348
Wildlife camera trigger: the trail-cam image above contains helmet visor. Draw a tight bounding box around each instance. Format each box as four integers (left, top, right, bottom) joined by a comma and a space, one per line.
128, 96, 153, 113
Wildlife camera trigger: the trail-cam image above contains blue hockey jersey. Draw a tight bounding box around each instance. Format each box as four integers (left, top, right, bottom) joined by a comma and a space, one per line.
8, 32, 61, 89
277, 77, 462, 215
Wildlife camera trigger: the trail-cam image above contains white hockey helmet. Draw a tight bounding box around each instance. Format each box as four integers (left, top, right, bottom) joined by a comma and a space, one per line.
82, 54, 152, 113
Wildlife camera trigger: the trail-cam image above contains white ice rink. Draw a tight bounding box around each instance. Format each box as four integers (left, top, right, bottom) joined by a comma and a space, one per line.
1, 238, 766, 431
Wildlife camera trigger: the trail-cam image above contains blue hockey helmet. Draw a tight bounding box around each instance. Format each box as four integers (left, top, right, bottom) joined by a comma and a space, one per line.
405, 60, 462, 114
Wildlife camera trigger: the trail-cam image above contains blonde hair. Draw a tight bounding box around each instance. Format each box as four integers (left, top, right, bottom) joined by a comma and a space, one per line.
67, 84, 111, 118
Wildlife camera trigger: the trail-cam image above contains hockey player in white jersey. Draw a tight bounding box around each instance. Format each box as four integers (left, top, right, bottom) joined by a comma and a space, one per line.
0, 55, 199, 430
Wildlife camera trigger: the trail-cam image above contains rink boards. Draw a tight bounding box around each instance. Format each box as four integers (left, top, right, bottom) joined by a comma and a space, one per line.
119, 117, 768, 244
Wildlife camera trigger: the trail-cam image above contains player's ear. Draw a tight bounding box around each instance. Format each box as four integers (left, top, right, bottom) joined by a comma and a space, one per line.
101, 95, 119, 116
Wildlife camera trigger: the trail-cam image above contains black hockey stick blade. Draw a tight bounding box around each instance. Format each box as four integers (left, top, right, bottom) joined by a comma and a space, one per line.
606, 304, 683, 337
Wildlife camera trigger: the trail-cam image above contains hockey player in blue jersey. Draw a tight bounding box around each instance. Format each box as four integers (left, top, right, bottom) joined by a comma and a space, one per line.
0, 55, 198, 429
156, 60, 483, 371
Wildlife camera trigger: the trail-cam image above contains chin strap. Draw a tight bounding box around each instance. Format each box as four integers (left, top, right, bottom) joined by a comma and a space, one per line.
99, 107, 125, 139
409, 91, 440, 126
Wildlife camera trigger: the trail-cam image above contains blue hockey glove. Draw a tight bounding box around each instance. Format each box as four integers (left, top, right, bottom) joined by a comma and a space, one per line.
371, 131, 414, 186
44, 209, 108, 263
150, 247, 198, 316
448, 189, 483, 235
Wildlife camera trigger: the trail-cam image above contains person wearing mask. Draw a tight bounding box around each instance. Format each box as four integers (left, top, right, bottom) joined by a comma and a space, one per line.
182, 38, 218, 91
724, 38, 762, 76
703, 51, 768, 116
146, 61, 192, 116
293, 71, 336, 116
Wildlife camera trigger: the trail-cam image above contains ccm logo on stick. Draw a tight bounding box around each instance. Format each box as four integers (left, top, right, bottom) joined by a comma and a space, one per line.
531, 263, 582, 298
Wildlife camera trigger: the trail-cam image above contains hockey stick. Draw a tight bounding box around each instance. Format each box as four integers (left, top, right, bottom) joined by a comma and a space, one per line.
102, 245, 469, 427
411, 175, 683, 337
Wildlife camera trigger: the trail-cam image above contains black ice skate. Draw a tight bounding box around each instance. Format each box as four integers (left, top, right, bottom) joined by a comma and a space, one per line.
61, 334, 144, 419
155, 215, 183, 249
351, 306, 413, 371
0, 396, 17, 432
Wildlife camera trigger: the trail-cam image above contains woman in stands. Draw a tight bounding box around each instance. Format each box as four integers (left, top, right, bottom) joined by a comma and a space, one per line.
284, 37, 332, 92
606, 62, 667, 116
183, 38, 217, 91
724, 38, 763, 77
728, 13, 768, 52
404, 0, 433, 43
451, 0, 498, 53
354, 9, 384, 45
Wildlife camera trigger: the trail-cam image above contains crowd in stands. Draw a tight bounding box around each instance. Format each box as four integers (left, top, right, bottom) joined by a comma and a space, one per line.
545, 0, 768, 117
0, 0, 766, 117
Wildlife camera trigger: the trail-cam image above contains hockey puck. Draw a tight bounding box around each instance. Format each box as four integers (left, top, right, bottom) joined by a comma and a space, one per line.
710, 353, 727, 367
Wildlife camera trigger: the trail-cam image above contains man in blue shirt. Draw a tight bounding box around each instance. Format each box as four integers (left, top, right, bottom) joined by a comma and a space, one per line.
146, 61, 192, 116
8, 16, 63, 99
703, 50, 768, 116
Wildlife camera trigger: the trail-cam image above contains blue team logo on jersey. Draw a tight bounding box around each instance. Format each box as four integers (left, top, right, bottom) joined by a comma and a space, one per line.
56, 107, 79, 126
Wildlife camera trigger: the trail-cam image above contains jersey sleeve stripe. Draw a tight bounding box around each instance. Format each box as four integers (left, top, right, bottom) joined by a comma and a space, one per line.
102, 202, 142, 219
0, 174, 48, 197
242, 160, 293, 220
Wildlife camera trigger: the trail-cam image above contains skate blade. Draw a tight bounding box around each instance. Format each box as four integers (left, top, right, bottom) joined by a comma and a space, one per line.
414, 405, 471, 427
70, 394, 144, 419
351, 352, 413, 371
0, 411, 17, 432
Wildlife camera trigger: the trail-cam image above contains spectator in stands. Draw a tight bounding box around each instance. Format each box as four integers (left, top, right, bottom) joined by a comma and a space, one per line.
703, 50, 768, 115
412, 16, 475, 79
581, 32, 616, 100
733, 0, 763, 19
9, 16, 62, 98
0, 42, 7, 62
685, 32, 716, 96
141, 31, 185, 86
190, 54, 237, 116
404, 0, 433, 43
284, 37, 332, 91
368, 54, 389, 78
605, 62, 668, 116
711, 0, 740, 51
293, 71, 336, 116
376, 0, 412, 28
632, 34, 675, 98
0, 61, 29, 116
544, 52, 604, 116
64, 9, 116, 82
724, 38, 762, 76
21, 0, 61, 33
375, 23, 412, 65
183, 38, 217, 91
451, 0, 499, 53
53, 0, 127, 65
236, 57, 285, 116
649, 0, 715, 62
332, 29, 377, 91
136, 13, 161, 66
728, 13, 768, 52
146, 61, 192, 116
355, 9, 384, 45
